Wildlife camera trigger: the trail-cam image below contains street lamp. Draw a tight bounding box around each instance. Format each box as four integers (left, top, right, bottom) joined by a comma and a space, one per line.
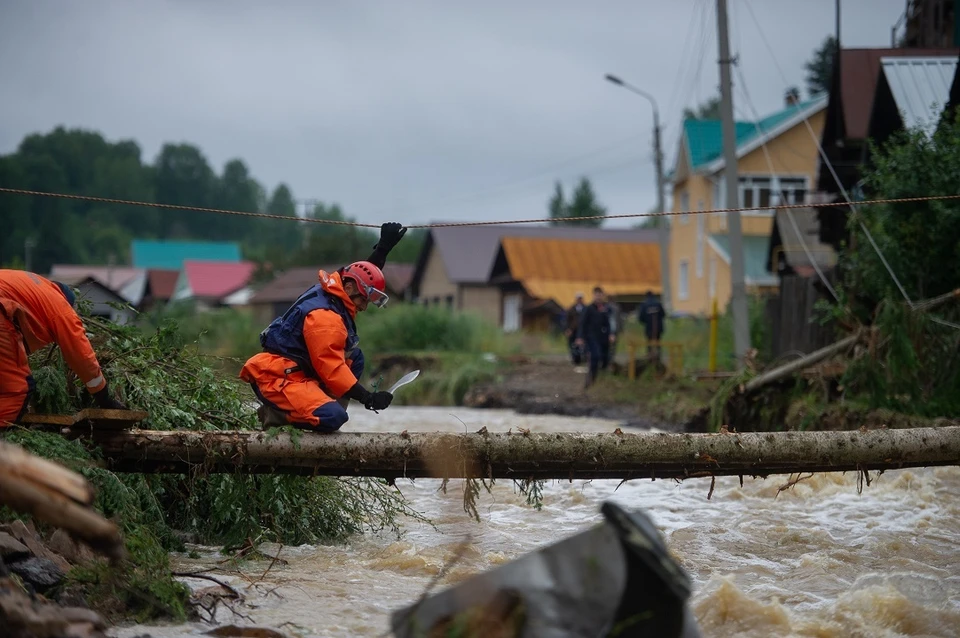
604, 73, 672, 314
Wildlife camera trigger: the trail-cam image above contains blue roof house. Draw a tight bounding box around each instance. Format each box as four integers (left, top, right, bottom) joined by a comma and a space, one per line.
130, 239, 242, 270
665, 91, 828, 316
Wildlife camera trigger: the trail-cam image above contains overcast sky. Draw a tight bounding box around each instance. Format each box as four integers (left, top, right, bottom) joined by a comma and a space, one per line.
1, 1, 909, 229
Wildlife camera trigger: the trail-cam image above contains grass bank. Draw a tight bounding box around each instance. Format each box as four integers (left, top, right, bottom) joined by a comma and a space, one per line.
616, 293, 770, 373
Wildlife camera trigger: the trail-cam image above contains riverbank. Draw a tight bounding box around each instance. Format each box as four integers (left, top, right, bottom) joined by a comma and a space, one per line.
367, 350, 719, 429
368, 350, 958, 434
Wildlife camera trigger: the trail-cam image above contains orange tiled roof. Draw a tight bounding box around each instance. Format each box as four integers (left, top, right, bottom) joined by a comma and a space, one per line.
501, 237, 661, 305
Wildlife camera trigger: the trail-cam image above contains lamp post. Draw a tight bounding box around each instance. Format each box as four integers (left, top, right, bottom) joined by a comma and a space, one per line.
604, 73, 671, 313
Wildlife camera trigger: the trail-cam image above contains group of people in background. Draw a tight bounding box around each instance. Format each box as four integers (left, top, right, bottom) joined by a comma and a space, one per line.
563, 289, 666, 389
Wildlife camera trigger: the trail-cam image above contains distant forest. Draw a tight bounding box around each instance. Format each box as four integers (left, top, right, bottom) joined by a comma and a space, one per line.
0, 126, 425, 274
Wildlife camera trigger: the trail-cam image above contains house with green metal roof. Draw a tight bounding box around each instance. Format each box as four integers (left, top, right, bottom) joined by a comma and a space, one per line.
130, 239, 242, 270
666, 92, 828, 316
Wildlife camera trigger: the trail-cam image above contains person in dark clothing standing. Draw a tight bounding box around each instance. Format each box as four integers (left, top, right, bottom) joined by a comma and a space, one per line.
564, 293, 587, 365
637, 290, 666, 359
576, 286, 616, 388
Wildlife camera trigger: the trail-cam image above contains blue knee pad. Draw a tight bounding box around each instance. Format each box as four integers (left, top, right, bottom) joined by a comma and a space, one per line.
312, 401, 349, 433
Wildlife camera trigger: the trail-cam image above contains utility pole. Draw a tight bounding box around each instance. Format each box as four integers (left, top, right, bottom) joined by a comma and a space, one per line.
716, 0, 751, 363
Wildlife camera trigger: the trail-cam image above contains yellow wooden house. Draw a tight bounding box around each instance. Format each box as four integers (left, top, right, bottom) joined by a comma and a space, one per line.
667, 93, 827, 316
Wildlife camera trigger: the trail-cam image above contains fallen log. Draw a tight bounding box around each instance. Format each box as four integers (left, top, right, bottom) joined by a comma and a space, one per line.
743, 332, 861, 393
90, 426, 960, 480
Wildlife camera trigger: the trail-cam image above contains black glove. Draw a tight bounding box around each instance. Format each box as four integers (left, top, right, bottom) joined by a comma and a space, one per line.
92, 383, 128, 411
365, 391, 393, 412
368, 222, 407, 269
375, 222, 407, 252
344, 383, 394, 413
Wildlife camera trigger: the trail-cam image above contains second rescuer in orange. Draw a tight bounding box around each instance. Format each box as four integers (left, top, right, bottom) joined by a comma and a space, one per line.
0, 269, 127, 426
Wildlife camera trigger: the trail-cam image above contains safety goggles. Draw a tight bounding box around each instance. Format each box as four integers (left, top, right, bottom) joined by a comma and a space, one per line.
362, 283, 389, 309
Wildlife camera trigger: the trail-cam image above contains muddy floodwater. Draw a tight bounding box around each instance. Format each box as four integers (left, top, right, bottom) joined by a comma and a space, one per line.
112, 407, 960, 638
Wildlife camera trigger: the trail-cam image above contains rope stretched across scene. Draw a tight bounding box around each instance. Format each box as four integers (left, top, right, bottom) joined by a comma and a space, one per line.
1, 185, 959, 229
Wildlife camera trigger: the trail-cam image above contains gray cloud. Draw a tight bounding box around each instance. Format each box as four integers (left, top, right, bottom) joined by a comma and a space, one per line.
0, 0, 907, 228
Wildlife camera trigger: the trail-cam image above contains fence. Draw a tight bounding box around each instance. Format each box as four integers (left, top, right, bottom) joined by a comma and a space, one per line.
766, 274, 837, 358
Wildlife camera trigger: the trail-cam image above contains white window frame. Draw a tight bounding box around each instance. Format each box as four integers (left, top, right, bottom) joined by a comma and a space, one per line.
738, 174, 809, 216
679, 192, 690, 225
678, 260, 690, 301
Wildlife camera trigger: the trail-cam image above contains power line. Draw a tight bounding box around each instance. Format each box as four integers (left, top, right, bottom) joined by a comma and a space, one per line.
2, 185, 959, 229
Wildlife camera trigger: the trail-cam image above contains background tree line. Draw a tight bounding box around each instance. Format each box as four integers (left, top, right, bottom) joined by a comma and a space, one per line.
0, 127, 424, 274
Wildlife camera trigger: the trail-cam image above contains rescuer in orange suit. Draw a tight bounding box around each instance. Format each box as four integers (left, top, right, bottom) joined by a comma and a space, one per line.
0, 269, 127, 426
240, 223, 407, 432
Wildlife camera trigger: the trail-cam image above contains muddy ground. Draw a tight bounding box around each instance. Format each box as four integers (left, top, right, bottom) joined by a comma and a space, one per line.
461, 357, 711, 433
458, 357, 958, 434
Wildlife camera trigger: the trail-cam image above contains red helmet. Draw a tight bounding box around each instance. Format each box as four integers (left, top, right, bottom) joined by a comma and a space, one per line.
342, 261, 389, 308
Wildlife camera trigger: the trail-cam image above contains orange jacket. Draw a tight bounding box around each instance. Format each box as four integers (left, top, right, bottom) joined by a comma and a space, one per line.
0, 269, 107, 394
301, 270, 361, 398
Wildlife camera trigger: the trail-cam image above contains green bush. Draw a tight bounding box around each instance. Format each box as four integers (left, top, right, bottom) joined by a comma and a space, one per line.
138, 302, 262, 362
357, 303, 507, 353
820, 112, 960, 417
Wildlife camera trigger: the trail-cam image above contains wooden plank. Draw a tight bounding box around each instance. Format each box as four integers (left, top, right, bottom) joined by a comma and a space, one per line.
73, 408, 149, 430
18, 409, 148, 431
19, 413, 78, 426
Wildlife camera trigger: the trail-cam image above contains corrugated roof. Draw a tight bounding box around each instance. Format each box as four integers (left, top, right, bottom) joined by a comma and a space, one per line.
708, 234, 777, 284
421, 224, 659, 286
880, 56, 958, 135
683, 96, 825, 170
837, 47, 959, 140
684, 120, 758, 169
500, 237, 661, 306
181, 260, 256, 299
131, 239, 241, 270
